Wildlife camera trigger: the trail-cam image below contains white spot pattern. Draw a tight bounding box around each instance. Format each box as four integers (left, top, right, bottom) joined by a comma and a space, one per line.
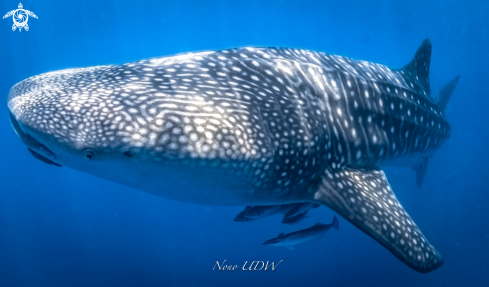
315, 168, 444, 272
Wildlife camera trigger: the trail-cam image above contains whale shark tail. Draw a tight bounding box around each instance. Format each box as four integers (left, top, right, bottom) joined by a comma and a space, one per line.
397, 39, 460, 188
412, 75, 460, 188
437, 75, 460, 111
413, 76, 460, 188
313, 167, 444, 273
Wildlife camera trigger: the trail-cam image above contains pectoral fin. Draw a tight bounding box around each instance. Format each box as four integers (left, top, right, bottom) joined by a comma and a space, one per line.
313, 167, 443, 273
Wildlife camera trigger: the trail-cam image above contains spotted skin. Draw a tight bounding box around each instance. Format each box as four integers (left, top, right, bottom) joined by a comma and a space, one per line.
8, 39, 450, 272
315, 167, 443, 272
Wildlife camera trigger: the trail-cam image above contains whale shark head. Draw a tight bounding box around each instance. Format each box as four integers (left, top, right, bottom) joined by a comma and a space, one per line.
7, 67, 153, 168
6, 63, 241, 201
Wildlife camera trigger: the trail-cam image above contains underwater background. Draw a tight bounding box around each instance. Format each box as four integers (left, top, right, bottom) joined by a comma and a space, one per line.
0, 0, 488, 286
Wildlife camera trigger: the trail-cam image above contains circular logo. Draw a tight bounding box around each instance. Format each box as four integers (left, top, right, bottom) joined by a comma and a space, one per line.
13, 9, 28, 26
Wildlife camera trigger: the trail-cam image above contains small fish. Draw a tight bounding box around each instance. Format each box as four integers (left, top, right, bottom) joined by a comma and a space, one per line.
233, 206, 257, 222
283, 202, 315, 219
281, 211, 310, 225
27, 148, 61, 167
234, 203, 315, 222
263, 216, 339, 250
244, 205, 281, 219
275, 203, 316, 215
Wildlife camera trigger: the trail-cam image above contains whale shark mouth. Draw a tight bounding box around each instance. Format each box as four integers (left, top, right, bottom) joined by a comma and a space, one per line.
9, 111, 61, 167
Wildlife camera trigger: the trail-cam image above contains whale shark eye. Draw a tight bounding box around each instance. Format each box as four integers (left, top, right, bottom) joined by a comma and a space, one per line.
84, 149, 95, 160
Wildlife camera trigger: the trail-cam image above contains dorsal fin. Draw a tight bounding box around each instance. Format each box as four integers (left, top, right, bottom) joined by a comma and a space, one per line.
278, 232, 285, 238
398, 39, 432, 95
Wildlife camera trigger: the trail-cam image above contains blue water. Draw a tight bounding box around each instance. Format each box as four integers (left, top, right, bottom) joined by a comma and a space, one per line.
1, 0, 488, 286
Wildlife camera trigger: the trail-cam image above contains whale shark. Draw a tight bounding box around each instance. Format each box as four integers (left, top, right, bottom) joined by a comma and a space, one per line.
7, 39, 458, 273
263, 216, 340, 250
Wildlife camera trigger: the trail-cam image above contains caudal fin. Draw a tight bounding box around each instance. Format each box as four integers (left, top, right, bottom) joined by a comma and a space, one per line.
437, 76, 460, 111
332, 216, 339, 231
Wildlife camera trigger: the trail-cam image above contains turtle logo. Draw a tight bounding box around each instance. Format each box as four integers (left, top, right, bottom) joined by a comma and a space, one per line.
3, 3, 38, 32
